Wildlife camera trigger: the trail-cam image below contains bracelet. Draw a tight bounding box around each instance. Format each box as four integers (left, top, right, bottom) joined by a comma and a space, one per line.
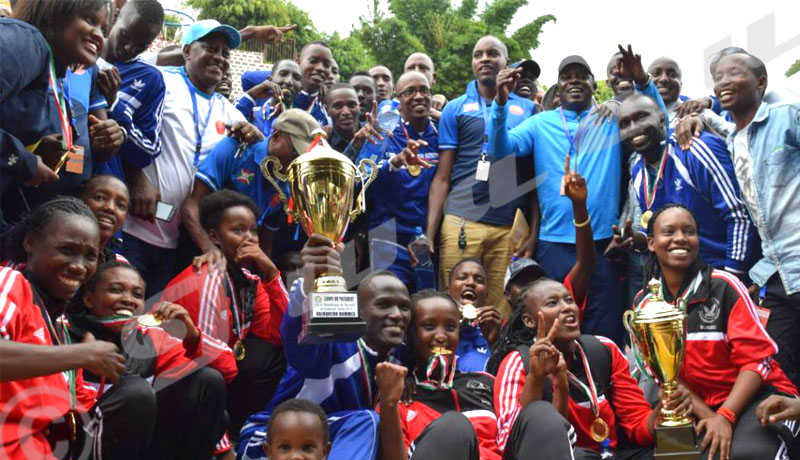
716, 406, 737, 425
573, 216, 591, 228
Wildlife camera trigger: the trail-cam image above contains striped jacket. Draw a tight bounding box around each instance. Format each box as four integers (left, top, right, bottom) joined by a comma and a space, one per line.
633, 266, 798, 408
162, 264, 288, 348
632, 130, 756, 275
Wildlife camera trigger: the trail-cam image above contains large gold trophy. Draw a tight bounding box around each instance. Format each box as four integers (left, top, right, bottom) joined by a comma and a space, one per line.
623, 279, 700, 459
261, 142, 378, 344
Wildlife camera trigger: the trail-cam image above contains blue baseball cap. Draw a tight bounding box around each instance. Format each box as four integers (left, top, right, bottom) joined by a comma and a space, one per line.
182, 19, 241, 49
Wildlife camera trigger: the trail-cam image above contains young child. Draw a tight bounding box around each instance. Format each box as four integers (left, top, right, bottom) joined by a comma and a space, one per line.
264, 399, 331, 460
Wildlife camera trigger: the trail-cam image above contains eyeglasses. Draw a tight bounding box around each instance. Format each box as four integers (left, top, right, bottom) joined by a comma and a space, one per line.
398, 87, 431, 98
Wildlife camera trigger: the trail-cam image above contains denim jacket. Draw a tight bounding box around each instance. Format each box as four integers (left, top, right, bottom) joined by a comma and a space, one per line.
726, 101, 800, 293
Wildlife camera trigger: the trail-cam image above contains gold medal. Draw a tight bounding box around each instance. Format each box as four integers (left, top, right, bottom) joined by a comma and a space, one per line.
234, 340, 246, 361
461, 303, 478, 321
640, 210, 653, 229
136, 314, 162, 327
430, 346, 452, 355
407, 164, 421, 176
590, 417, 610, 442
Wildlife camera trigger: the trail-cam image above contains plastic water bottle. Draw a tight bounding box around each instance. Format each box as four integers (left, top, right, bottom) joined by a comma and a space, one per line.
409, 226, 436, 291
377, 99, 401, 133
357, 99, 400, 163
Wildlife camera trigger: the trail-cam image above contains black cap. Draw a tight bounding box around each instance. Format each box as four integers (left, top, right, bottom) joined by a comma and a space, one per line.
504, 258, 546, 290
510, 59, 541, 80
558, 55, 594, 77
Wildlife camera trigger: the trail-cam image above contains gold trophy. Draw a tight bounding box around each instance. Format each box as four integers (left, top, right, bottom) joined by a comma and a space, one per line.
623, 279, 700, 459
261, 141, 378, 344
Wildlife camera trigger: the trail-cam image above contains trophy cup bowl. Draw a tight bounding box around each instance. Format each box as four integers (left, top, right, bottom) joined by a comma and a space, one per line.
623, 279, 699, 458
261, 144, 378, 343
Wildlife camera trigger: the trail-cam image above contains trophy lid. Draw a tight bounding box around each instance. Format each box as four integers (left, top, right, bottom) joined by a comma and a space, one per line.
290, 141, 356, 169
635, 278, 686, 323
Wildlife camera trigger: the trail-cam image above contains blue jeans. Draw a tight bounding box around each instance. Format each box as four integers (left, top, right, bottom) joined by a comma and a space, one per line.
536, 238, 626, 345
119, 232, 178, 301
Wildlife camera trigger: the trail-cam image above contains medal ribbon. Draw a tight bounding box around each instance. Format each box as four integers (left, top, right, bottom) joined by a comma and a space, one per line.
225, 274, 246, 342
47, 48, 73, 153
642, 143, 670, 212
356, 338, 376, 406
567, 342, 601, 418
415, 352, 457, 390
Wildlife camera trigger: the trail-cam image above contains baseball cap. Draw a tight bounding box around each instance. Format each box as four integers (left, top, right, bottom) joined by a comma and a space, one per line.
182, 19, 241, 50
273, 109, 325, 154
558, 55, 594, 78
510, 59, 541, 80
503, 258, 546, 291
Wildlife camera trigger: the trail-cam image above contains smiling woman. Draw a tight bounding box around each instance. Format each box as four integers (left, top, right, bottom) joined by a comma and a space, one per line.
13, 0, 111, 70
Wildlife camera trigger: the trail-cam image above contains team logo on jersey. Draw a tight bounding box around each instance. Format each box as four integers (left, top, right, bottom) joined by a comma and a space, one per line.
674, 178, 683, 191
132, 79, 146, 91
33, 327, 46, 343
236, 169, 255, 186
509, 105, 524, 116
220, 309, 229, 321
406, 410, 417, 422
7, 154, 17, 166
466, 379, 490, 392
700, 298, 721, 323
462, 102, 479, 113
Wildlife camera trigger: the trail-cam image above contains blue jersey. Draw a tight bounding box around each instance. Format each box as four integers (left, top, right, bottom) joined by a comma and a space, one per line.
439, 81, 536, 226
359, 118, 439, 246
238, 279, 401, 457
293, 90, 329, 127
96, 57, 165, 178
632, 131, 757, 275
195, 137, 288, 229
0, 19, 53, 223
234, 94, 281, 136
489, 81, 664, 243
7, 65, 107, 222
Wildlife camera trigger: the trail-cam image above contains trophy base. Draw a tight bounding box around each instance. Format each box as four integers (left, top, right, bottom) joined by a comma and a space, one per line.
655, 423, 701, 459
299, 291, 366, 344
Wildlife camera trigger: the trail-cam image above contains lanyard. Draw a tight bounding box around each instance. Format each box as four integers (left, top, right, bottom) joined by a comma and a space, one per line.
559, 107, 588, 169
181, 68, 216, 166
642, 143, 670, 211
567, 342, 601, 417
479, 96, 491, 157
356, 338, 376, 407
48, 50, 73, 152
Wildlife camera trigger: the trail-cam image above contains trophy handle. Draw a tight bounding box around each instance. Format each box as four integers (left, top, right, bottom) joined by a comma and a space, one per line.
351, 159, 379, 220
622, 310, 651, 380
260, 156, 294, 219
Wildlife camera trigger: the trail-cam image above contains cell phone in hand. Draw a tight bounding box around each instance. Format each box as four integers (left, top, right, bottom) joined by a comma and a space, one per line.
155, 201, 176, 222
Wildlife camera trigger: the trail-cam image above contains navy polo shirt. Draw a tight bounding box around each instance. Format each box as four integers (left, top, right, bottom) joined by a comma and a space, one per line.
439, 80, 536, 226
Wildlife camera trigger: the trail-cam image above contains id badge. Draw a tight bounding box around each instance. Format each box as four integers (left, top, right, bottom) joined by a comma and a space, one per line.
65, 146, 85, 174
476, 157, 490, 182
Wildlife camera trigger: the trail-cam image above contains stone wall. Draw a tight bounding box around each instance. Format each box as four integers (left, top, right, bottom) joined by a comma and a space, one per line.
146, 38, 273, 100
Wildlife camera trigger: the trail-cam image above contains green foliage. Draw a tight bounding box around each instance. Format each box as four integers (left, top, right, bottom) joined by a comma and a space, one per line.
594, 80, 613, 103
185, 0, 320, 47
357, 0, 555, 98
787, 59, 800, 78
325, 32, 373, 79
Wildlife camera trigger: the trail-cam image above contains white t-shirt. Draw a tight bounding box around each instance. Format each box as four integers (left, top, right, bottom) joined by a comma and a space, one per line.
123, 66, 246, 248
